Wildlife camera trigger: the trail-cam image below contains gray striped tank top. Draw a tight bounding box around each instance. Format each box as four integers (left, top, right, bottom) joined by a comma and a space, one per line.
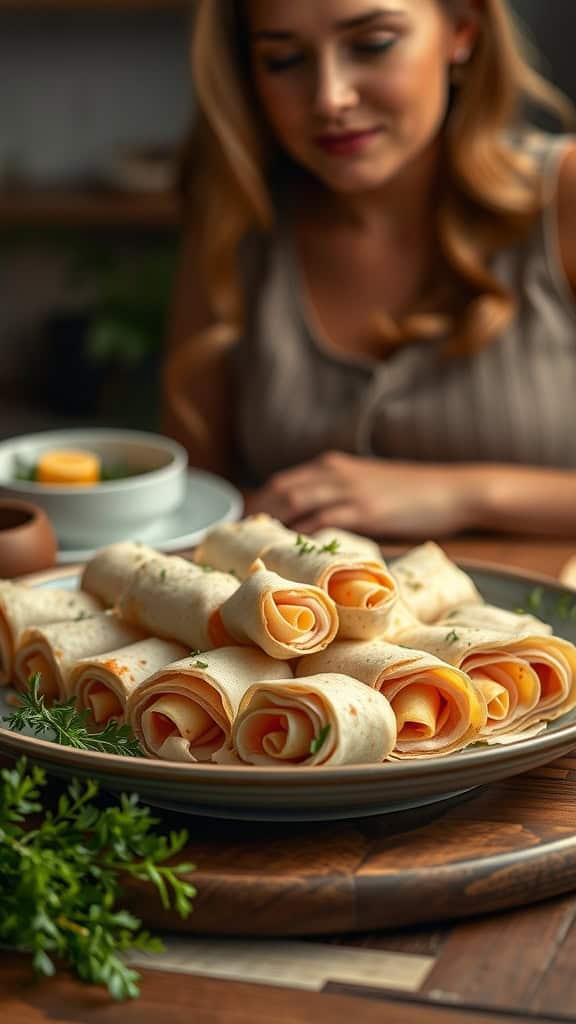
234, 133, 576, 486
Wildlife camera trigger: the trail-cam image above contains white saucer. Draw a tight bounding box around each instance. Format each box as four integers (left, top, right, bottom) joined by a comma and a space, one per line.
56, 469, 243, 565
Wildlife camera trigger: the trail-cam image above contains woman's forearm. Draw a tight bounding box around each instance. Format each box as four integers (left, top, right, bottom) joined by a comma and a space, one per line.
468, 463, 576, 536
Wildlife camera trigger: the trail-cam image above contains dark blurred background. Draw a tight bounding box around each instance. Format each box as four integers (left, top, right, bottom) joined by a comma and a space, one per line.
0, 0, 574, 439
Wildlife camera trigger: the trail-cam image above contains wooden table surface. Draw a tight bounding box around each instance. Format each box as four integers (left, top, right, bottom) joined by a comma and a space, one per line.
4, 532, 576, 1024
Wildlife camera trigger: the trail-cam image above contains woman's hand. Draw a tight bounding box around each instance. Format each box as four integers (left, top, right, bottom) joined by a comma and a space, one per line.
244, 451, 479, 539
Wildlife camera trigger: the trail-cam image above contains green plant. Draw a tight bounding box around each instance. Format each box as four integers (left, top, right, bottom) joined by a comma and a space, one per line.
0, 758, 195, 999
70, 244, 177, 367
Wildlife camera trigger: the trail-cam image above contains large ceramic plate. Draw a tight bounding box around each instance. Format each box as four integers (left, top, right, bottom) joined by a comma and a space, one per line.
1, 562, 576, 821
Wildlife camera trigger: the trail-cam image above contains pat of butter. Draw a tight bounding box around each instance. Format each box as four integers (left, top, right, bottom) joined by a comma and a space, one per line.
37, 449, 101, 485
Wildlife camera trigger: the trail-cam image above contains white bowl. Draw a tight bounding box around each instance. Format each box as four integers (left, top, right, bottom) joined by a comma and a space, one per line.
0, 428, 188, 548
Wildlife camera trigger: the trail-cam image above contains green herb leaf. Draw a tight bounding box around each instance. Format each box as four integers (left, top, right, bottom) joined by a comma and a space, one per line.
193, 661, 209, 670
445, 629, 460, 645
0, 757, 195, 1000
319, 539, 340, 554
309, 724, 331, 755
553, 591, 576, 621
13, 456, 37, 482
526, 586, 544, 613
7, 675, 142, 757
295, 534, 316, 556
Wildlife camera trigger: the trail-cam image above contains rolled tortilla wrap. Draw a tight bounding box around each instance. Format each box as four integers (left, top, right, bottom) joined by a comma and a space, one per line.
399, 624, 576, 740
437, 604, 552, 636
391, 542, 483, 623
80, 541, 159, 605
71, 637, 188, 726
298, 640, 487, 757
216, 563, 339, 659
13, 612, 146, 703
117, 557, 239, 649
0, 580, 102, 686
231, 673, 397, 766
311, 528, 384, 562
261, 542, 399, 640
194, 514, 295, 579
127, 646, 289, 762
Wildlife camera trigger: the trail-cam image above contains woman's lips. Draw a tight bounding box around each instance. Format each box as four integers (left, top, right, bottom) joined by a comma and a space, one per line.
314, 127, 381, 156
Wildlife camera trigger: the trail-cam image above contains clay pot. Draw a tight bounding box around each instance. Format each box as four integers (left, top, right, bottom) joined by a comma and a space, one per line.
0, 499, 57, 579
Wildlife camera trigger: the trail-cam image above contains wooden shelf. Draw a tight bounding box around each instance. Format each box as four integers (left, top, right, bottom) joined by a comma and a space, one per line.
0, 190, 180, 229
0, 0, 189, 9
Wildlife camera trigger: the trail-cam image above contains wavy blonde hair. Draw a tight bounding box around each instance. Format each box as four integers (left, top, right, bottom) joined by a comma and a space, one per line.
186, 0, 573, 356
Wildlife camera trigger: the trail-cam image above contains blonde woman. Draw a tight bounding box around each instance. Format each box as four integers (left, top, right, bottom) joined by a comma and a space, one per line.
164, 0, 576, 541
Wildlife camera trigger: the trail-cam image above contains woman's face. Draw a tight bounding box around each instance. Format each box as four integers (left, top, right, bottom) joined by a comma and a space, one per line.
246, 0, 474, 194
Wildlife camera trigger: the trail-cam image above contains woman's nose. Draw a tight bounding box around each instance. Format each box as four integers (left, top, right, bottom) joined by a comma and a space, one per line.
312, 56, 358, 118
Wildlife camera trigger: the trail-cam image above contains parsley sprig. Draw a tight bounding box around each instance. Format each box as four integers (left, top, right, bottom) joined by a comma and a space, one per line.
295, 535, 341, 557
7, 674, 142, 757
0, 757, 196, 999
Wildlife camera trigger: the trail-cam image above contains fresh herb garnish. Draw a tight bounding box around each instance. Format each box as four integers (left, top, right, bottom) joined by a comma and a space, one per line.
0, 757, 195, 999
445, 629, 460, 645
309, 724, 331, 755
193, 661, 209, 670
526, 586, 544, 613
296, 534, 316, 556
552, 591, 576, 621
13, 457, 37, 482
159, 568, 167, 582
320, 539, 340, 554
7, 675, 142, 756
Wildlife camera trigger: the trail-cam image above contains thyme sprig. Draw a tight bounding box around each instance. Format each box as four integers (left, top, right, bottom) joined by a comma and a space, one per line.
6, 675, 142, 757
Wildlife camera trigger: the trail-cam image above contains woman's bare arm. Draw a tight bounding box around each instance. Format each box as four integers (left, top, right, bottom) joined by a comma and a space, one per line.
162, 227, 236, 476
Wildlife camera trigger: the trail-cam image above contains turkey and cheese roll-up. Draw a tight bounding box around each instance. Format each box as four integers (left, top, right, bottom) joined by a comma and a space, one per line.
436, 604, 552, 636
13, 612, 146, 703
391, 542, 482, 623
230, 673, 397, 767
0, 580, 102, 686
71, 637, 188, 726
80, 541, 159, 605
311, 528, 384, 563
127, 646, 289, 762
215, 563, 339, 660
194, 514, 295, 579
116, 557, 239, 650
399, 624, 576, 740
298, 640, 487, 757
261, 541, 398, 641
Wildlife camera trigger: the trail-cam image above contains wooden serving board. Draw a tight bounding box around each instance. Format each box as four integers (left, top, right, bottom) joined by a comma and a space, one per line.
125, 753, 576, 936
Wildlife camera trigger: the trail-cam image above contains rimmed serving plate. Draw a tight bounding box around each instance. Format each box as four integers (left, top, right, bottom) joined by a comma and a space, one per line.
1, 562, 576, 821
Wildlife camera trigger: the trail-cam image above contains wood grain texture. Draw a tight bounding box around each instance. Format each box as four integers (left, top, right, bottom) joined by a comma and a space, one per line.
0, 954, 562, 1024
117, 756, 576, 936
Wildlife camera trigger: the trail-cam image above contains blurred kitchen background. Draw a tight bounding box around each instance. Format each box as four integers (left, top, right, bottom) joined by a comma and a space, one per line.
0, 0, 574, 438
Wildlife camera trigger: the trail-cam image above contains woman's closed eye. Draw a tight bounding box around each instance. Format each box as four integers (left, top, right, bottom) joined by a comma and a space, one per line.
261, 51, 306, 73
354, 36, 397, 59
259, 36, 398, 75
